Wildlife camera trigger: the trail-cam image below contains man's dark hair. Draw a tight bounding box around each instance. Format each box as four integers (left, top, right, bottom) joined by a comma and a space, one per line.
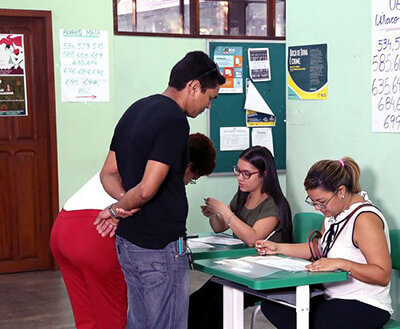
188, 133, 216, 177
169, 51, 226, 92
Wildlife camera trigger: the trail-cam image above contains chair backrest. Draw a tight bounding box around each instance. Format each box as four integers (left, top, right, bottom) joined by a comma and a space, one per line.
389, 229, 400, 270
293, 212, 324, 243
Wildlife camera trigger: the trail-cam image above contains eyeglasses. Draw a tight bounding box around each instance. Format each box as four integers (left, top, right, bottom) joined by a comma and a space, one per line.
305, 190, 338, 210
232, 165, 259, 179
194, 65, 220, 81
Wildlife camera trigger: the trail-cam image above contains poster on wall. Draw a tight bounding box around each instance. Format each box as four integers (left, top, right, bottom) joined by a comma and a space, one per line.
213, 46, 243, 94
244, 79, 275, 127
287, 44, 328, 100
248, 48, 271, 82
371, 0, 400, 133
60, 29, 109, 102
0, 34, 28, 116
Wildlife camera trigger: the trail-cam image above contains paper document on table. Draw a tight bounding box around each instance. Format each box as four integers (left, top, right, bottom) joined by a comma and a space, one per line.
190, 236, 244, 245
187, 240, 215, 249
215, 258, 281, 278
241, 255, 311, 272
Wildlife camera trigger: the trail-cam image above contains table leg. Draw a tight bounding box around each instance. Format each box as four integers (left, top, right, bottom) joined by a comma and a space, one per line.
295, 285, 310, 329
223, 285, 244, 329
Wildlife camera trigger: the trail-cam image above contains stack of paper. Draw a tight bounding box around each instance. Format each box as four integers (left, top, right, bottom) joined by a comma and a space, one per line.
188, 236, 244, 246
187, 241, 215, 249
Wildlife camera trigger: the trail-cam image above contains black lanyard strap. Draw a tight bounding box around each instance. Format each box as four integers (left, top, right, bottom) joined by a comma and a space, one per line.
321, 203, 370, 257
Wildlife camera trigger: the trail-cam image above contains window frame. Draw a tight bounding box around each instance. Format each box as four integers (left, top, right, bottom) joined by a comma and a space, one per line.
113, 0, 285, 40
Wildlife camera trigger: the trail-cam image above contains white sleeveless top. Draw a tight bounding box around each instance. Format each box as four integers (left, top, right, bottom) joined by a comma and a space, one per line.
321, 191, 393, 314
63, 172, 116, 211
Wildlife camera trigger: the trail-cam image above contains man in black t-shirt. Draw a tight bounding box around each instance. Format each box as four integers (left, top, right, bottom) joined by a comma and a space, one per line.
94, 51, 225, 329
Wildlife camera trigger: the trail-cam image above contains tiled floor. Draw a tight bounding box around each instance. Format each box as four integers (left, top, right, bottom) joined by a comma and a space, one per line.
0, 270, 274, 329
0, 271, 75, 329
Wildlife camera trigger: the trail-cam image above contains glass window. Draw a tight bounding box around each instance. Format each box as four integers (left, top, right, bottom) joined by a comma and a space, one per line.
115, 0, 285, 39
199, 1, 228, 36
246, 2, 267, 37
276, 0, 286, 37
117, 0, 135, 32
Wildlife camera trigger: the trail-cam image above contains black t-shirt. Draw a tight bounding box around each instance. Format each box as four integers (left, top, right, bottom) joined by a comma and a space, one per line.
111, 94, 189, 249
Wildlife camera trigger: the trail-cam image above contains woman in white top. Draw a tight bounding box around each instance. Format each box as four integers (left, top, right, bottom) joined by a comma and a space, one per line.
50, 133, 217, 329
256, 157, 392, 329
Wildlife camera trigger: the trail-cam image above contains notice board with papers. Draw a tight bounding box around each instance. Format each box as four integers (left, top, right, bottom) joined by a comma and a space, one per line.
207, 41, 286, 174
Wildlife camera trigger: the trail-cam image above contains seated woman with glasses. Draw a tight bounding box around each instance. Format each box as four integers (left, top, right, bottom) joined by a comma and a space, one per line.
256, 157, 392, 329
188, 145, 293, 329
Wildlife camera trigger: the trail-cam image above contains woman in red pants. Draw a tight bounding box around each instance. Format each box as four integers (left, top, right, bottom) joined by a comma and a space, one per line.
50, 133, 216, 329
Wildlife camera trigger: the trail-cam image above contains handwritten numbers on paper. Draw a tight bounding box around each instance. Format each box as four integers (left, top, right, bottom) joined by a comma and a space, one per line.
60, 29, 109, 102
384, 114, 400, 129
372, 37, 400, 131
372, 0, 400, 132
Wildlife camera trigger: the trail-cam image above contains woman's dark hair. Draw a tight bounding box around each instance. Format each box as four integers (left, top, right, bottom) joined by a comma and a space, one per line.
188, 133, 217, 177
304, 157, 361, 194
234, 146, 293, 242
168, 51, 226, 92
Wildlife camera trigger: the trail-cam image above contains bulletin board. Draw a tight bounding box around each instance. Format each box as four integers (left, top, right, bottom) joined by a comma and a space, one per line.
207, 40, 286, 174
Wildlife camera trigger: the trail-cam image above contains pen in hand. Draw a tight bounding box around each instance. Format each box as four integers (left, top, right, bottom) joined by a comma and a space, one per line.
256, 230, 276, 254
263, 230, 276, 242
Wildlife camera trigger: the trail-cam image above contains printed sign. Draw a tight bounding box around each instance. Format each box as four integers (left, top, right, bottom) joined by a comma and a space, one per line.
248, 48, 271, 82
214, 46, 243, 94
288, 44, 328, 100
0, 34, 28, 116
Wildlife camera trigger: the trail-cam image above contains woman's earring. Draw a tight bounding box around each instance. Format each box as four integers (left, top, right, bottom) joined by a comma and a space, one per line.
342, 195, 345, 199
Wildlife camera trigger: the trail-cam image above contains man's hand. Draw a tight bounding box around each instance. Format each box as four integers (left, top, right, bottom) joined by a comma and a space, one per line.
94, 207, 119, 237
93, 206, 140, 237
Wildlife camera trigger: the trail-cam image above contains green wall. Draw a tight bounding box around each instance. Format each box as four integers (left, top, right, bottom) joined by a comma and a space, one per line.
286, 0, 400, 318
3, 0, 400, 320
1, 0, 282, 233
0, 0, 117, 205
3, 1, 396, 231
286, 0, 399, 227
113, 36, 286, 233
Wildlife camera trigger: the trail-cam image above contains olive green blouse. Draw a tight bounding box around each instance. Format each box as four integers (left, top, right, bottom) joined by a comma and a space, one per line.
229, 192, 283, 243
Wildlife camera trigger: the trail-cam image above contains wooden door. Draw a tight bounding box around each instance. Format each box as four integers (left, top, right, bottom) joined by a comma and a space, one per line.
0, 9, 58, 273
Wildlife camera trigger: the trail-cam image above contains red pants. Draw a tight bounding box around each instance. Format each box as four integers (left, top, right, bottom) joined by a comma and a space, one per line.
50, 209, 127, 329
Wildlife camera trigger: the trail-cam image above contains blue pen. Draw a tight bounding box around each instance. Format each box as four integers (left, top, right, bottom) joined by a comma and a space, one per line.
178, 237, 182, 254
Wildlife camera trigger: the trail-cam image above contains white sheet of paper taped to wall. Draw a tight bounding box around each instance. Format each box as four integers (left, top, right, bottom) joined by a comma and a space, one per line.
248, 47, 271, 82
244, 79, 275, 116
220, 126, 249, 151
252, 128, 274, 155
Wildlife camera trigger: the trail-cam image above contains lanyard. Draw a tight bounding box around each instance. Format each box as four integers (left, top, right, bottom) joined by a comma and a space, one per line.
321, 203, 370, 257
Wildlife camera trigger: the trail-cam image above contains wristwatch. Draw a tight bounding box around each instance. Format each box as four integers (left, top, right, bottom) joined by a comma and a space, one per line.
108, 204, 122, 220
